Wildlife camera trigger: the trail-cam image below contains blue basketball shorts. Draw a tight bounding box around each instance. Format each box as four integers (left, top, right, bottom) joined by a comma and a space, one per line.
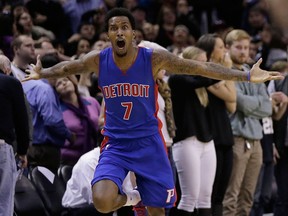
91, 133, 176, 208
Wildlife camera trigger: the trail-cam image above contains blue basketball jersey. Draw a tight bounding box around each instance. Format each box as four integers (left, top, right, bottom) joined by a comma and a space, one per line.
94, 47, 176, 207
98, 47, 160, 139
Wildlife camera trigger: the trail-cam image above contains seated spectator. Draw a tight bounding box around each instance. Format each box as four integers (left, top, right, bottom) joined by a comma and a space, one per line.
55, 77, 101, 166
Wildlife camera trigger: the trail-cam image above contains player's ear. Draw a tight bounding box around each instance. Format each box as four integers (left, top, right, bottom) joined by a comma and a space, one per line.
132, 30, 136, 39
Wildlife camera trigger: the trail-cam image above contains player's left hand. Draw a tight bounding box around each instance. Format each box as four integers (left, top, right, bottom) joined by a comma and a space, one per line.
250, 58, 284, 83
22, 55, 42, 82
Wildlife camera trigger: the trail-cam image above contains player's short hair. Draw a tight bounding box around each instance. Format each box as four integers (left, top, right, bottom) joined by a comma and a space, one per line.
104, 7, 136, 32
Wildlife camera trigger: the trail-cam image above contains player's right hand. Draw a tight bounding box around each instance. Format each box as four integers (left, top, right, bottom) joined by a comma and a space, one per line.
22, 55, 42, 81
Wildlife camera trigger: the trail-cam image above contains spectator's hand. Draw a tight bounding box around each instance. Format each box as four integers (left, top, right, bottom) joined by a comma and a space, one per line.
221, 52, 232, 68
0, 55, 11, 75
250, 58, 284, 83
18, 154, 28, 168
23, 55, 42, 81
270, 92, 288, 104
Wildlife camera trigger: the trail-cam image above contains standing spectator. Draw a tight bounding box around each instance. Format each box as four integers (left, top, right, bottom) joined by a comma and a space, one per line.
223, 29, 272, 216
55, 77, 101, 166
267, 61, 288, 216
0, 54, 30, 216
11, 35, 73, 173
196, 33, 236, 216
169, 46, 217, 216
250, 116, 276, 216
250, 61, 282, 216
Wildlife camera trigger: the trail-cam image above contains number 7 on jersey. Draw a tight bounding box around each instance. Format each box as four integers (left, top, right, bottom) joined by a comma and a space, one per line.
121, 102, 133, 120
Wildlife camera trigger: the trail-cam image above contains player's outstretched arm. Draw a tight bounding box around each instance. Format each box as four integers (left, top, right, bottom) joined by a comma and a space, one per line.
23, 50, 100, 81
152, 49, 283, 83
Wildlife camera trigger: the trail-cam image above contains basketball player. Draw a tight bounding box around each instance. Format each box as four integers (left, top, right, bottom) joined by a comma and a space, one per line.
22, 8, 282, 216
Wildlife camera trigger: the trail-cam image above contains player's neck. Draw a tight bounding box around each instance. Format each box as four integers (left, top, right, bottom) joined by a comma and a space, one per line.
113, 47, 138, 71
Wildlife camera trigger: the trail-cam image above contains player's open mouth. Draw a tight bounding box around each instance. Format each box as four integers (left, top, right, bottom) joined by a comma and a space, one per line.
116, 40, 125, 49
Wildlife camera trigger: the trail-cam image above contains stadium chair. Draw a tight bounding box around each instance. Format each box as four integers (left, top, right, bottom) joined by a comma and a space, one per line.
57, 165, 73, 186
14, 175, 48, 216
30, 166, 66, 216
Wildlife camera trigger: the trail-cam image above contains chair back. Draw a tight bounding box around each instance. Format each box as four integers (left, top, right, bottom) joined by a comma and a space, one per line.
30, 166, 66, 216
14, 175, 48, 216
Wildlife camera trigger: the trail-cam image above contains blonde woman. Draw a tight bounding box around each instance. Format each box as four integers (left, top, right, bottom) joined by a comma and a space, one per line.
169, 46, 217, 216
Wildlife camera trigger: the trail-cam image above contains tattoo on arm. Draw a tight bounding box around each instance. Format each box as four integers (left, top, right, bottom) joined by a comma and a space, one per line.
41, 52, 99, 79
41, 60, 83, 78
152, 49, 248, 81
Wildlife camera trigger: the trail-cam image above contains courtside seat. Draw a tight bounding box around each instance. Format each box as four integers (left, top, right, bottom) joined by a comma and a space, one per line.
57, 165, 73, 186
30, 166, 66, 216
14, 175, 47, 216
